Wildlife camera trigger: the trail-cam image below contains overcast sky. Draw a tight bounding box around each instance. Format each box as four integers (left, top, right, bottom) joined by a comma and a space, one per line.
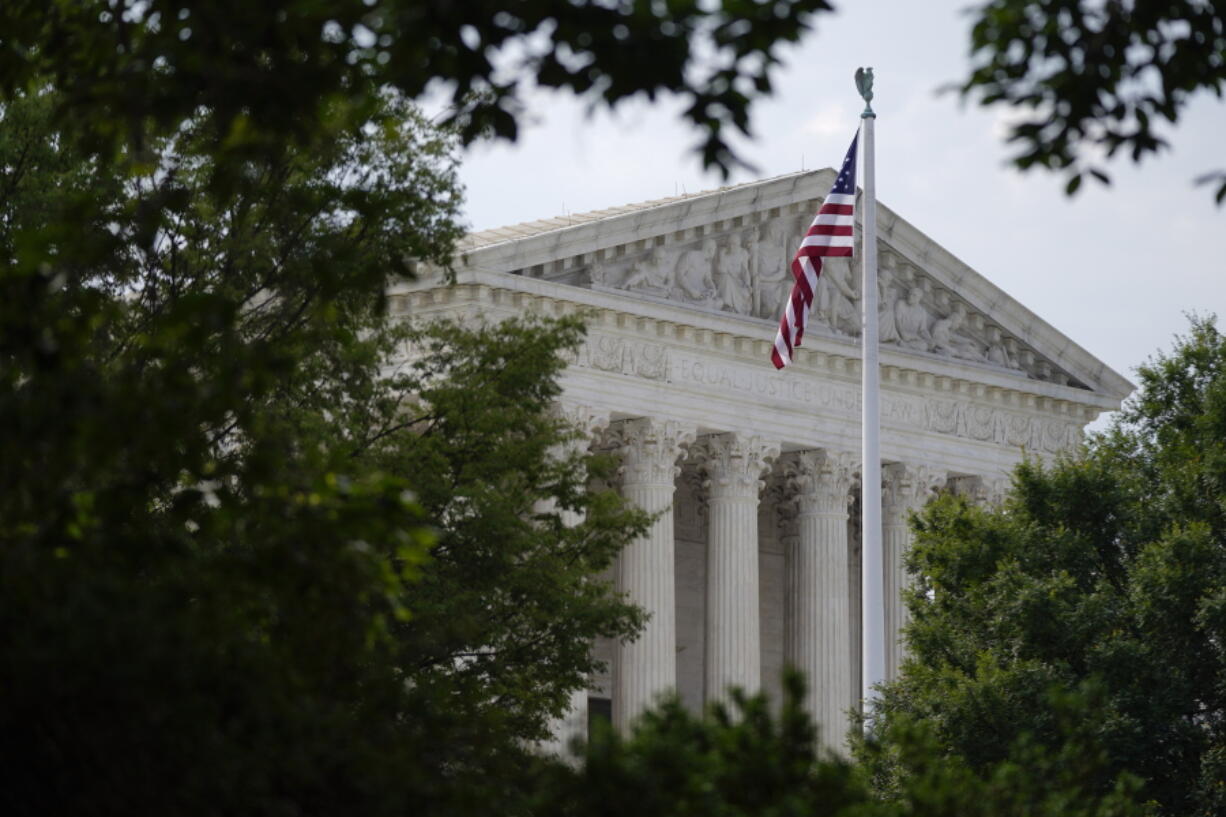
453, 1, 1226, 427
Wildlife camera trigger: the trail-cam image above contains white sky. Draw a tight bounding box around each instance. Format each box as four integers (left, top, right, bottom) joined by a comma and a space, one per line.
454, 1, 1226, 427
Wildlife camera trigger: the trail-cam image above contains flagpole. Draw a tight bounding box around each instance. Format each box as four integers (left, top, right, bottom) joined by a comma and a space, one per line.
856, 68, 885, 720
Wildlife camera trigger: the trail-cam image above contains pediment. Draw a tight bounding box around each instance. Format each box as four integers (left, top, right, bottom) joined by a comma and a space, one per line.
455, 171, 1132, 402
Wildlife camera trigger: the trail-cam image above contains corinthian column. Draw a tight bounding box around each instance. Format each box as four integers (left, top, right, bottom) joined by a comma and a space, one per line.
606, 418, 694, 731
779, 449, 855, 750
539, 404, 609, 758
881, 462, 945, 680
693, 433, 779, 703
949, 474, 1010, 508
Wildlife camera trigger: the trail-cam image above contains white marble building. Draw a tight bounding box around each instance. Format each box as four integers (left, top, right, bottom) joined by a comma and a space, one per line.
391, 169, 1132, 752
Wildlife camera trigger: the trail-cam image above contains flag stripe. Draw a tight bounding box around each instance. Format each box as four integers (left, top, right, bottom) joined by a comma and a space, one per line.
800, 235, 854, 249
770, 131, 859, 370
807, 224, 854, 236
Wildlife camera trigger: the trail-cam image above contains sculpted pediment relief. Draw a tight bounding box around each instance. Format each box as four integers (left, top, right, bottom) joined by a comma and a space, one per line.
452, 170, 1126, 396
577, 213, 1084, 389
873, 249, 1033, 376
589, 215, 825, 322
591, 228, 768, 316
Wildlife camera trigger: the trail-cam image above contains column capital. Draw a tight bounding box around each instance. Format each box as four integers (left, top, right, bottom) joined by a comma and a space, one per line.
882, 462, 946, 519
948, 474, 1011, 507
985, 476, 1011, 506
549, 403, 611, 462
605, 417, 695, 487
778, 449, 857, 517
941, 473, 1010, 505
947, 474, 985, 504
691, 432, 780, 500
552, 402, 611, 438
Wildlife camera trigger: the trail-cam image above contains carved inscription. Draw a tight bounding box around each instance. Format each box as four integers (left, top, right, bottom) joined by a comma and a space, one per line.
674, 354, 860, 411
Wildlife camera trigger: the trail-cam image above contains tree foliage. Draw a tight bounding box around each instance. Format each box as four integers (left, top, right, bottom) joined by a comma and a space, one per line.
532, 675, 1143, 817
1, 0, 837, 176
366, 316, 650, 749
866, 316, 1226, 817
0, 2, 855, 811
533, 677, 870, 817
0, 85, 647, 815
962, 0, 1226, 202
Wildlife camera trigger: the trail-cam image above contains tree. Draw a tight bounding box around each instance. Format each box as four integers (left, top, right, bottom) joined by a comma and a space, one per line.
864, 316, 1226, 816
858, 690, 1148, 817
1, 0, 837, 176
353, 315, 651, 751
1, 0, 844, 808
531, 676, 874, 817
529, 675, 1144, 817
0, 86, 646, 815
961, 0, 1226, 202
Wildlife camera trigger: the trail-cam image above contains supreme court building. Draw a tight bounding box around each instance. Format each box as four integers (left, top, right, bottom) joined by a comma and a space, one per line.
390, 169, 1132, 752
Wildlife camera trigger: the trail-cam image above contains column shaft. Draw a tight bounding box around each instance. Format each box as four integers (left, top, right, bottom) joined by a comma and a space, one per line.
795, 510, 849, 742
544, 494, 594, 755
881, 463, 944, 681
607, 418, 693, 732
781, 450, 854, 750
882, 514, 910, 681
847, 516, 862, 717
696, 433, 778, 704
707, 493, 761, 697
616, 479, 678, 729
539, 404, 607, 757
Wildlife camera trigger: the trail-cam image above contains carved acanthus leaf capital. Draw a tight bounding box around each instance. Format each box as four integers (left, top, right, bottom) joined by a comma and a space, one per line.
947, 475, 988, 505
777, 449, 857, 516
947, 474, 1012, 508
984, 476, 1012, 507
882, 462, 946, 521
691, 433, 780, 500
604, 417, 695, 487
551, 403, 611, 454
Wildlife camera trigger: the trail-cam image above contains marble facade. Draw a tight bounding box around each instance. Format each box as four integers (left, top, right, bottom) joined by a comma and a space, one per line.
391, 169, 1132, 753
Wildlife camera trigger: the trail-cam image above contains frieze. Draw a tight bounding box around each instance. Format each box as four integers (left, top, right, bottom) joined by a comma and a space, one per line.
675, 353, 838, 405
576, 334, 671, 381
571, 337, 1083, 454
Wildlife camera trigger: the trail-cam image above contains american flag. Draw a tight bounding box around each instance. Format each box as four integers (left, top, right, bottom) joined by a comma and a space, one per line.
770, 133, 859, 369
